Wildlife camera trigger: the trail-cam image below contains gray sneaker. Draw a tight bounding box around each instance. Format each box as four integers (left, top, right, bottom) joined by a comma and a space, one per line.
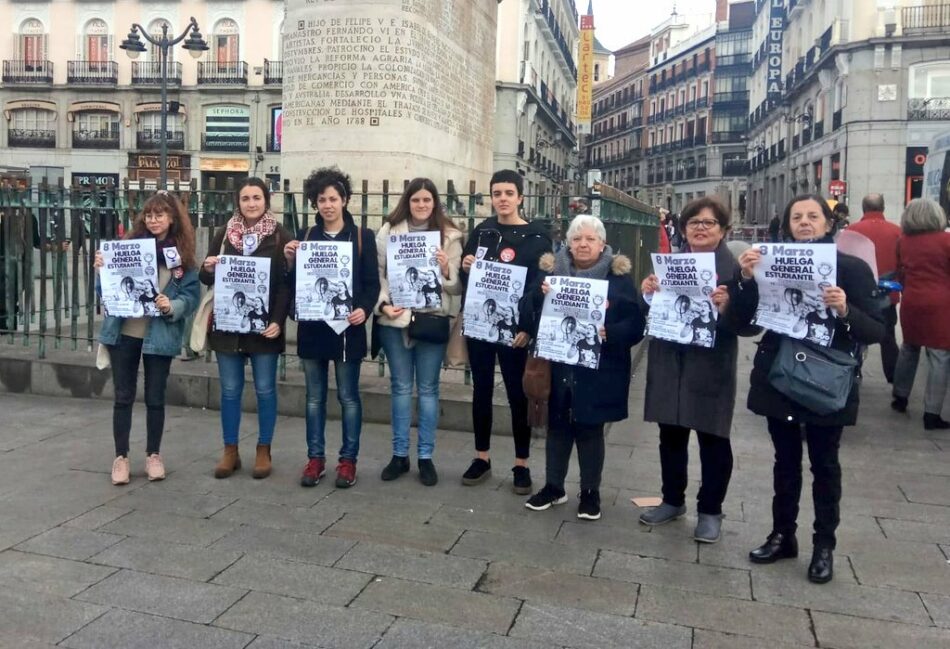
638, 502, 686, 526
693, 513, 723, 543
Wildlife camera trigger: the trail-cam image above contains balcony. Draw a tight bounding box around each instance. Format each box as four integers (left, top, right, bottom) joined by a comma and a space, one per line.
710, 131, 744, 144
723, 159, 750, 176
264, 59, 282, 85
713, 91, 750, 109
267, 134, 281, 152
67, 60, 117, 85
72, 129, 119, 150
8, 129, 55, 148
136, 130, 185, 151
908, 97, 950, 121
813, 121, 824, 138
833, 109, 843, 130
201, 134, 250, 152
536, 0, 577, 79
694, 133, 707, 146
802, 127, 812, 145
197, 61, 248, 85
715, 53, 752, 74
2, 60, 53, 84
778, 139, 786, 159
792, 134, 800, 150
902, 4, 950, 34
131, 61, 182, 85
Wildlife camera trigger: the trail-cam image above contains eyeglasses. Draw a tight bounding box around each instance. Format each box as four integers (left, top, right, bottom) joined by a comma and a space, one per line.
144, 213, 169, 222
686, 219, 720, 230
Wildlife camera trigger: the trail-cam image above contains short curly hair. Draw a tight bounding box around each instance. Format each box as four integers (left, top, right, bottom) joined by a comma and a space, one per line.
678, 196, 732, 233
303, 167, 353, 206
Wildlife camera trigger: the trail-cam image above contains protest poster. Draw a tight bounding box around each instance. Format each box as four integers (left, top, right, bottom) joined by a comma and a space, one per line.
386, 231, 442, 309
535, 275, 609, 368
295, 241, 353, 323
646, 252, 718, 348
213, 255, 272, 334
752, 242, 837, 346
99, 238, 160, 318
462, 259, 527, 346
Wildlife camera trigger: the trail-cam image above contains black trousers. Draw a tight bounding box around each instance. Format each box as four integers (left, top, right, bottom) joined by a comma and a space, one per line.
880, 304, 898, 384
109, 335, 173, 457
766, 416, 843, 549
545, 392, 605, 492
658, 424, 733, 515
466, 337, 531, 459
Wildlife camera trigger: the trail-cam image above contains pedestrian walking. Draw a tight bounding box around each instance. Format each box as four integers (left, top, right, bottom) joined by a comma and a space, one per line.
738, 194, 885, 584
284, 168, 379, 488
96, 192, 200, 485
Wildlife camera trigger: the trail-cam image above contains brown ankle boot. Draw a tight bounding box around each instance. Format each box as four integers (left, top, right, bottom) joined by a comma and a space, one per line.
252, 444, 272, 479
214, 445, 241, 479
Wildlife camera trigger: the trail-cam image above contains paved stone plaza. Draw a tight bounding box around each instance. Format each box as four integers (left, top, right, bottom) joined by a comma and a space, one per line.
0, 340, 948, 649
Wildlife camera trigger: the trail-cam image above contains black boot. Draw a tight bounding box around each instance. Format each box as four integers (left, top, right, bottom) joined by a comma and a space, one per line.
923, 413, 950, 430
808, 547, 834, 583
749, 532, 798, 564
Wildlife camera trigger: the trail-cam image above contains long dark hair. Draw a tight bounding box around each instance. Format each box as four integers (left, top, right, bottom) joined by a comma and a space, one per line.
235, 177, 271, 212
125, 192, 197, 270
387, 177, 458, 235
781, 193, 834, 239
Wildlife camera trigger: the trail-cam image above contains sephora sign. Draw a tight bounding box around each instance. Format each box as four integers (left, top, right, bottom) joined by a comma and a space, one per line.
767, 0, 785, 100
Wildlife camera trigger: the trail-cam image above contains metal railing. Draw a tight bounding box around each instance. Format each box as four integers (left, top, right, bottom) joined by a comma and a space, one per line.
136, 131, 185, 151
201, 134, 250, 152
131, 61, 183, 85
67, 60, 117, 84
8, 129, 55, 148
72, 129, 120, 150
908, 97, 950, 121
0, 178, 658, 366
2, 60, 53, 84
197, 61, 248, 85
264, 59, 282, 85
902, 4, 950, 32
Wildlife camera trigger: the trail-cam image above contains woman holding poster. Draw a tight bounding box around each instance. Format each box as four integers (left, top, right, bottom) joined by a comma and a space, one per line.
459, 170, 552, 494
521, 215, 644, 520
738, 194, 884, 584
283, 167, 379, 489
638, 197, 757, 542
374, 177, 462, 486
200, 178, 292, 481
96, 192, 199, 485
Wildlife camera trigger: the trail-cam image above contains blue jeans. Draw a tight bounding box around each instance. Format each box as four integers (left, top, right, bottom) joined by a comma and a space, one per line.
301, 357, 362, 461
379, 325, 445, 459
216, 352, 279, 446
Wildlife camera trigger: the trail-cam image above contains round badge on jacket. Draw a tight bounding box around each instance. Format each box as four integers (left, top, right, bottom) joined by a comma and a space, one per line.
499, 247, 516, 262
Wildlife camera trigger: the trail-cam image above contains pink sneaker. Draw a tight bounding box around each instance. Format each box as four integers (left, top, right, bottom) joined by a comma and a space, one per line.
146, 454, 166, 481
111, 456, 130, 485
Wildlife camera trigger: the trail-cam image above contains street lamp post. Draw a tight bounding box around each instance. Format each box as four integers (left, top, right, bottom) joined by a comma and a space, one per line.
120, 17, 208, 188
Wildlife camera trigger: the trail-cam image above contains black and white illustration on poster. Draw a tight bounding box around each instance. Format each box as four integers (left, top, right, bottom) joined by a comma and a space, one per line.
535, 275, 609, 368
462, 260, 527, 346
752, 242, 837, 346
647, 252, 718, 348
295, 241, 353, 323
386, 231, 442, 309
99, 239, 160, 318
214, 255, 271, 334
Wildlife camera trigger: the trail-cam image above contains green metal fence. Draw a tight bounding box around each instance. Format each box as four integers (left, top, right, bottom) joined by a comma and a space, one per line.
0, 177, 658, 364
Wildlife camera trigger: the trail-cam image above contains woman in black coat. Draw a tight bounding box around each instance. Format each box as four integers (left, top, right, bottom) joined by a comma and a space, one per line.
522, 214, 645, 521
639, 197, 757, 543
738, 194, 885, 584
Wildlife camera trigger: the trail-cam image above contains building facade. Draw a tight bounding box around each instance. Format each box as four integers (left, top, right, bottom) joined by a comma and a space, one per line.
495, 0, 579, 215
640, 0, 752, 215
584, 36, 650, 197
0, 0, 284, 190
745, 0, 950, 224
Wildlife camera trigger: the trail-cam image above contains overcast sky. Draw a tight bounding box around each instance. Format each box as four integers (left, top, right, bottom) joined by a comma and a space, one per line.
589, 0, 717, 51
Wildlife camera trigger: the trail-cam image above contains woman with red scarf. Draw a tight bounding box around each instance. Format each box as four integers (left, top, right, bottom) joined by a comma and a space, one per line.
199, 178, 293, 480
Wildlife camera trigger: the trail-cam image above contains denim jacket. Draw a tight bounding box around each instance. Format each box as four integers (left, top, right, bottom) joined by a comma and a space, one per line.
98, 268, 201, 357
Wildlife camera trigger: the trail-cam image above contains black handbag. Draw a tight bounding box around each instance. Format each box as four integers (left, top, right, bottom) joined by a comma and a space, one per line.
767, 337, 858, 416
408, 312, 451, 344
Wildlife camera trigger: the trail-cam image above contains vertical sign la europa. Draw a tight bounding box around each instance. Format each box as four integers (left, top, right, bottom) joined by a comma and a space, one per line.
767, 0, 785, 101
576, 9, 594, 135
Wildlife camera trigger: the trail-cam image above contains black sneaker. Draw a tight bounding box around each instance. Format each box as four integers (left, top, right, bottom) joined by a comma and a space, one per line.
380, 455, 410, 481
577, 490, 601, 521
418, 459, 438, 486
512, 466, 532, 495
461, 458, 492, 485
525, 484, 568, 511
891, 396, 908, 413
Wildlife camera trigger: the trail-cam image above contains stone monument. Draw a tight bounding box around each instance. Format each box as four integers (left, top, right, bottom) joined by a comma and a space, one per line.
282, 0, 498, 194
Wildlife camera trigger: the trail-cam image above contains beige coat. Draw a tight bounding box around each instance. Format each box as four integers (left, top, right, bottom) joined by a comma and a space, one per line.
374, 220, 464, 329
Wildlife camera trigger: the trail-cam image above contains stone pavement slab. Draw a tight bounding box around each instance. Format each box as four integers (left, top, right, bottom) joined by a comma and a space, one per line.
0, 588, 108, 646
450, 529, 599, 575
691, 629, 817, 649
812, 610, 950, 649
210, 523, 355, 565
212, 554, 372, 604
98, 509, 237, 546
0, 549, 116, 598
13, 525, 124, 561
848, 539, 950, 596
74, 568, 247, 624
351, 576, 521, 634
593, 549, 752, 599
373, 618, 554, 649
89, 536, 243, 581
334, 540, 487, 589
323, 512, 464, 552
921, 593, 950, 628
61, 608, 253, 649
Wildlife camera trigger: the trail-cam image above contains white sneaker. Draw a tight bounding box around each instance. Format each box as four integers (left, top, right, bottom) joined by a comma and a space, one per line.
111, 456, 131, 485
145, 454, 166, 481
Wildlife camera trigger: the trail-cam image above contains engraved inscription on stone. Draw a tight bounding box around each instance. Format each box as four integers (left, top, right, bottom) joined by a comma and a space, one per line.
282, 0, 493, 148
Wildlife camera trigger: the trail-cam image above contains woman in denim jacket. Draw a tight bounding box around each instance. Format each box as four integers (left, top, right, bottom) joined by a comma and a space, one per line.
97, 192, 200, 485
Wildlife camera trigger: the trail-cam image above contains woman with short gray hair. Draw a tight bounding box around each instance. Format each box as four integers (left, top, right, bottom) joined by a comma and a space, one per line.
891, 198, 950, 429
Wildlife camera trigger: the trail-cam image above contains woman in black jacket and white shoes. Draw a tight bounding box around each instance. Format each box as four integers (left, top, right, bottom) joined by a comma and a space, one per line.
283, 167, 379, 490
522, 214, 645, 521
738, 194, 885, 584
